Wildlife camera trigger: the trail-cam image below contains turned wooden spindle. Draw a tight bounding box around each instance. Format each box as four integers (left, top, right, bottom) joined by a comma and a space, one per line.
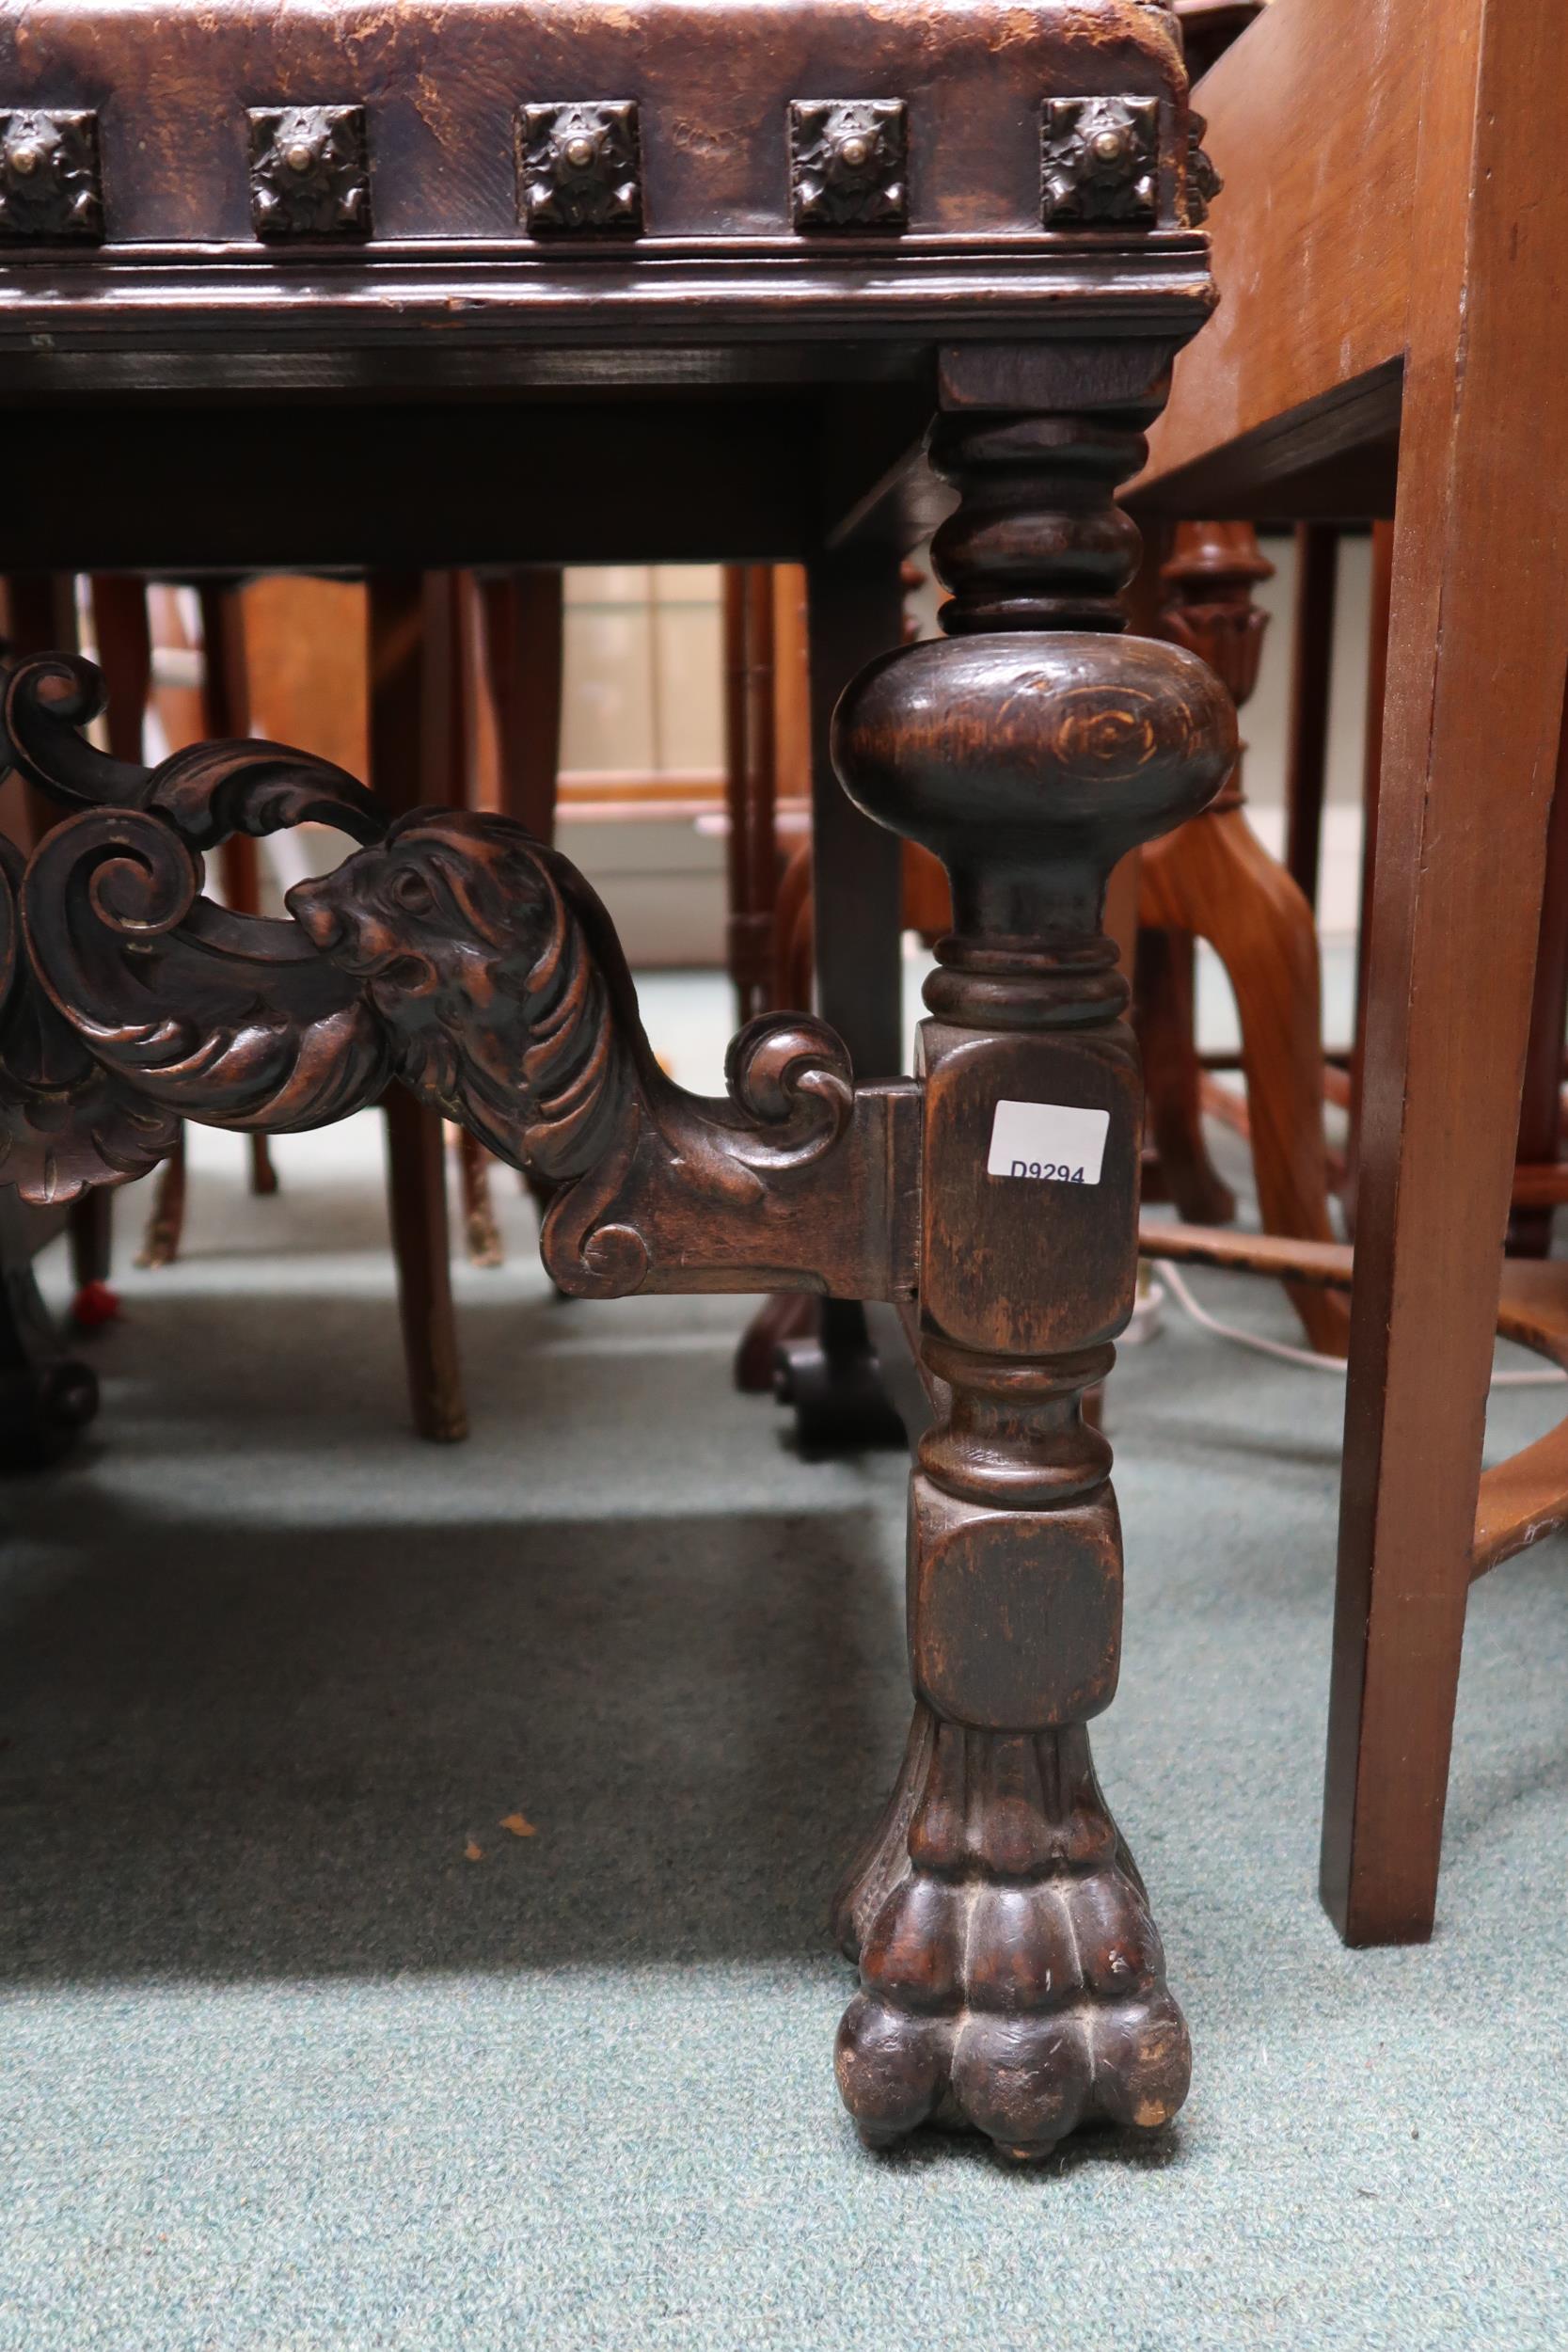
1139, 519, 1350, 1355
830, 405, 1236, 2157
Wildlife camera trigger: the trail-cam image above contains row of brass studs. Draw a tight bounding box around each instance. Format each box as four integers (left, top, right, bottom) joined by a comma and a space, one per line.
0, 96, 1164, 246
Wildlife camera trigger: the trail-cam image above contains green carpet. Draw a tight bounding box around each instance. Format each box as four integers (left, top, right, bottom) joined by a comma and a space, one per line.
2, 983, 1565, 2349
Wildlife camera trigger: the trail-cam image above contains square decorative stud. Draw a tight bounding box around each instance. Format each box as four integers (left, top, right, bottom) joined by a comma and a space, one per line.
790, 100, 908, 231
0, 109, 103, 243
518, 103, 642, 236
1041, 96, 1159, 226
248, 105, 371, 239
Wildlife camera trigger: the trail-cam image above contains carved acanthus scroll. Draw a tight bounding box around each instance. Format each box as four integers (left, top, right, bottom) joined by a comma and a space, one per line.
0, 655, 915, 1300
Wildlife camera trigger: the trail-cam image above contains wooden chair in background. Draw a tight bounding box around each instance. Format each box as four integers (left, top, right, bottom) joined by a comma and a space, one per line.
1132, 0, 1568, 1947
83, 568, 565, 1442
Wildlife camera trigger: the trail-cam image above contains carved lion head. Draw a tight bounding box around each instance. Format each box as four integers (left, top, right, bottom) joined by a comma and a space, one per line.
287, 809, 626, 1176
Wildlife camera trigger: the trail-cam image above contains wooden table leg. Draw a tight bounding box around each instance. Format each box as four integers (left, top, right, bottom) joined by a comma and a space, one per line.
831, 391, 1237, 2155
1323, 4, 1568, 1943
369, 573, 467, 1443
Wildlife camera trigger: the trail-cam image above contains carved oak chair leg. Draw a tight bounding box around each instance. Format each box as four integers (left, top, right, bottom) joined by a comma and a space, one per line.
370, 572, 468, 1441
830, 400, 1236, 2157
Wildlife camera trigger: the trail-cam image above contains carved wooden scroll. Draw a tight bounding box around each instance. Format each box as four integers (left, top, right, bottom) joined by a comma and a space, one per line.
0, 652, 915, 1304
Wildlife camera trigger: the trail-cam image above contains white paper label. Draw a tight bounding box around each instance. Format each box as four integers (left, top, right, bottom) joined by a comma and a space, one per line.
987, 1099, 1110, 1185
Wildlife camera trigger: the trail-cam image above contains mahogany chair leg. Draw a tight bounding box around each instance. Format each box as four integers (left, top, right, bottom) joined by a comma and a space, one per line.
135, 1126, 187, 1269
218, 834, 279, 1199
1142, 811, 1351, 1355
202, 582, 280, 1203
1134, 924, 1238, 1224
477, 568, 564, 1246
1341, 518, 1395, 1239
1283, 523, 1339, 913
1507, 747, 1568, 1256
456, 1125, 503, 1267
1145, 521, 1348, 1355
369, 572, 467, 1442
1323, 49, 1568, 1945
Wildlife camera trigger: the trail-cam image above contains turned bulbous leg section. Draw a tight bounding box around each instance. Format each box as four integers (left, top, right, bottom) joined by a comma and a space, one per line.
826, 400, 1234, 2158
833, 1706, 1189, 2156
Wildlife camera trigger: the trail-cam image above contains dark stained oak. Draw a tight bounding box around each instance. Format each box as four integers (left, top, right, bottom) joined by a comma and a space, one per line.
0, 0, 1233, 2153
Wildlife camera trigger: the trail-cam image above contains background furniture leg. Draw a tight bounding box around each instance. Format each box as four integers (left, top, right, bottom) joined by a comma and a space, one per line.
1142, 811, 1350, 1353
721, 565, 782, 1028
1134, 923, 1238, 1223
1506, 739, 1568, 1256
135, 1128, 187, 1270
1323, 11, 1568, 1943
456, 1125, 503, 1268
0, 1191, 99, 1469
479, 568, 563, 1245
1341, 518, 1395, 1238
1284, 523, 1339, 913
369, 572, 467, 1443
203, 571, 277, 1205
1144, 521, 1347, 1352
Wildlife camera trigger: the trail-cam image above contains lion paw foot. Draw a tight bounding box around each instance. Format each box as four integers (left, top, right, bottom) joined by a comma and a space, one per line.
833, 1706, 1189, 2158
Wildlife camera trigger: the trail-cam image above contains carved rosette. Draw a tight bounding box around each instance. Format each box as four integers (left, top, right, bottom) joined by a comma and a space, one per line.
518, 103, 642, 236
0, 109, 103, 243
1042, 95, 1160, 226
248, 106, 372, 239
789, 101, 908, 232
1185, 110, 1223, 225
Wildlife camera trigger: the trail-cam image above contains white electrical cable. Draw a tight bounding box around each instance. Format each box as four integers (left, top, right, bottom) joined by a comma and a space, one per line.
1151, 1257, 1568, 1388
